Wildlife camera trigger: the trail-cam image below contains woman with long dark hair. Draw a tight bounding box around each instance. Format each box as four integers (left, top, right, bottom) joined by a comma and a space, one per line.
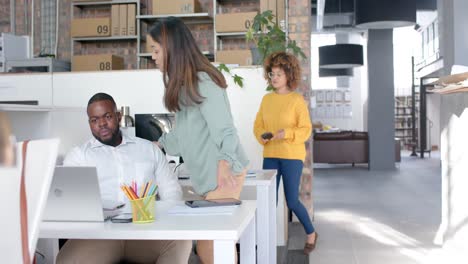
147, 17, 249, 264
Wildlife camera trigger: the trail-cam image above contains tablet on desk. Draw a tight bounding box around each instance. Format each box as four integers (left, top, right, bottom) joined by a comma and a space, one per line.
185, 198, 241, 208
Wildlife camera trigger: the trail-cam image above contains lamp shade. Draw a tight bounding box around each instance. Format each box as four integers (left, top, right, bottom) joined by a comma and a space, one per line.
356, 0, 416, 29
319, 44, 363, 69
319, 68, 353, 77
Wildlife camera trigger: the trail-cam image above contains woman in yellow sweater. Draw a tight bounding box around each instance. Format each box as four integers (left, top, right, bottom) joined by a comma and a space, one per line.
254, 51, 317, 255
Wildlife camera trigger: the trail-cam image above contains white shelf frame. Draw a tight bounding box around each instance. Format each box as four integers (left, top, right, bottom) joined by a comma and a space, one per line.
72, 0, 140, 7
72, 35, 140, 42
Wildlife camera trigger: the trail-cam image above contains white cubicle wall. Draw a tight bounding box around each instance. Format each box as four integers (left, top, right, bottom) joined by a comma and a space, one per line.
0, 73, 53, 105
1, 68, 268, 168
51, 68, 268, 169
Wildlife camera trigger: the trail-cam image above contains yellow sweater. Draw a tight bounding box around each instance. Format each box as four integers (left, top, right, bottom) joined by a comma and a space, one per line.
254, 92, 312, 161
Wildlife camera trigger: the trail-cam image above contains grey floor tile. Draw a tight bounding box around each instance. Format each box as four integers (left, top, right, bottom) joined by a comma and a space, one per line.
308, 249, 357, 264
292, 153, 443, 264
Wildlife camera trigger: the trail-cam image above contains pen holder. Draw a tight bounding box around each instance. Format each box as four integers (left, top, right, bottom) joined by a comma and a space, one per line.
130, 194, 156, 223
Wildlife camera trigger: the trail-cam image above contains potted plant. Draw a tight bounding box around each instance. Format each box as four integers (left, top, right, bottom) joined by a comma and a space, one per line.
246, 10, 306, 65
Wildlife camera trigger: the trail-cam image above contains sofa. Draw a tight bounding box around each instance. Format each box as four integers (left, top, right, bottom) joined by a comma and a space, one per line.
313, 131, 401, 165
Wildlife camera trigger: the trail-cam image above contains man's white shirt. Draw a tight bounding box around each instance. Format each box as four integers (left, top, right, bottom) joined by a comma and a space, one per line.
63, 133, 182, 204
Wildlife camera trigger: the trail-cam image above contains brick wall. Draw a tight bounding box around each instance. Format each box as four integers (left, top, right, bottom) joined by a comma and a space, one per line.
0, 0, 10, 33
1, 0, 30, 35
288, 0, 313, 214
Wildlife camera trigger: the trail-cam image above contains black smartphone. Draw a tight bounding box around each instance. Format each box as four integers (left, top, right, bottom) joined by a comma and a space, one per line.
261, 132, 273, 140
185, 198, 242, 208
111, 213, 133, 223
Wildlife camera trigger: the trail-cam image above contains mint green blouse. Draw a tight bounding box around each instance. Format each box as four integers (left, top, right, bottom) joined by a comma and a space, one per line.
159, 72, 249, 195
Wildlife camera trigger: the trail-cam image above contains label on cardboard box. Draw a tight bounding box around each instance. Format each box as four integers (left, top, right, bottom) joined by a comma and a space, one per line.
216, 50, 252, 66
71, 18, 111, 37
72, 54, 124, 72
215, 12, 257, 33
152, 0, 201, 15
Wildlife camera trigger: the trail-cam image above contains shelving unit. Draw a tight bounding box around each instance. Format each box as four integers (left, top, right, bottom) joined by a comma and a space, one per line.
69, 0, 272, 68
71, 0, 141, 65
394, 95, 419, 150
136, 12, 213, 68
213, 0, 260, 57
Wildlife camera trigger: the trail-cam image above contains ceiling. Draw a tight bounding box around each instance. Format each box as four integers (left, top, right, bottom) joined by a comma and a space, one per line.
312, 0, 437, 33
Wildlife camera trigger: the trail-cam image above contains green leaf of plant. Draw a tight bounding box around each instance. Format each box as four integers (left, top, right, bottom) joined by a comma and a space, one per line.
217, 63, 230, 74
233, 74, 244, 88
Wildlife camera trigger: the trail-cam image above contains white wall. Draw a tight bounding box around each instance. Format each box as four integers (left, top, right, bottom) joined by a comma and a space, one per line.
1, 68, 269, 169
427, 93, 441, 149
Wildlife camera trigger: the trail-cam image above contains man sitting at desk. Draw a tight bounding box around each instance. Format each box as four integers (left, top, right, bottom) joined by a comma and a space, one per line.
57, 93, 192, 264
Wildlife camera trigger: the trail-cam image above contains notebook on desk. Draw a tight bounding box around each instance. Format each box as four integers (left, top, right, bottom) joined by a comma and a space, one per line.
43, 166, 122, 222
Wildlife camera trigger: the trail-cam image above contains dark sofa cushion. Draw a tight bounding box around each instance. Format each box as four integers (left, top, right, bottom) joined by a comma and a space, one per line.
314, 131, 369, 141
314, 131, 353, 140
352, 131, 368, 140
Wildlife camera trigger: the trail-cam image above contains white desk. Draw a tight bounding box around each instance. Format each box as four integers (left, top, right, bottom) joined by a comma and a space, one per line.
39, 201, 256, 264
179, 169, 277, 264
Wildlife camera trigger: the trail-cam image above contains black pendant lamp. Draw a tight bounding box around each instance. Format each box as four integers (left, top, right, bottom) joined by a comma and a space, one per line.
319, 44, 363, 69
319, 68, 353, 77
356, 0, 417, 29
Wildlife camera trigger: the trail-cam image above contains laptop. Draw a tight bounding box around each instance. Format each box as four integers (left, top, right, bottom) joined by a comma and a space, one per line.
43, 166, 121, 222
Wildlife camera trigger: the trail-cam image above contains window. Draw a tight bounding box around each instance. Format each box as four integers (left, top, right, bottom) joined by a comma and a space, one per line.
311, 34, 337, 90
393, 26, 419, 96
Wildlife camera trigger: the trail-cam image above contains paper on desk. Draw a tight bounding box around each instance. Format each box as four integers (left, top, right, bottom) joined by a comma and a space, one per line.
102, 200, 125, 211
167, 205, 238, 215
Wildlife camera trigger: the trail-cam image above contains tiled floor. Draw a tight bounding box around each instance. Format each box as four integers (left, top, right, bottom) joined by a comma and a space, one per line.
285, 152, 443, 264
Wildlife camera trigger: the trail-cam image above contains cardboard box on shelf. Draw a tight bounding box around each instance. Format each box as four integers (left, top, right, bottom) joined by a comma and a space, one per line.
119, 4, 128, 35
111, 5, 120, 36
260, 0, 277, 14
215, 12, 257, 33
127, 4, 136, 35
72, 54, 124, 72
260, 0, 269, 13
260, 0, 284, 24
71, 18, 111, 37
277, 0, 285, 24
216, 50, 252, 66
152, 0, 201, 15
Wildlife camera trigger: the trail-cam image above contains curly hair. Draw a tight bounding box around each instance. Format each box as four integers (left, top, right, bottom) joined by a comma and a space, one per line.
263, 51, 302, 90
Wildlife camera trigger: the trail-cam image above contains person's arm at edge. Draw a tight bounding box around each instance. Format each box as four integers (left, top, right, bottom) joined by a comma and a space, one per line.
63, 146, 85, 166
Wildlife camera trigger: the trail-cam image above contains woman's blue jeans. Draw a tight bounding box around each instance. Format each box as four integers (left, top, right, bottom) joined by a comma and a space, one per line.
263, 158, 315, 234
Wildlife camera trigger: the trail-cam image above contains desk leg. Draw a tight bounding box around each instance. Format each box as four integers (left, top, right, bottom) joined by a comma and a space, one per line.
269, 181, 277, 262
240, 214, 256, 263
36, 238, 59, 264
213, 240, 235, 264
257, 184, 277, 263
